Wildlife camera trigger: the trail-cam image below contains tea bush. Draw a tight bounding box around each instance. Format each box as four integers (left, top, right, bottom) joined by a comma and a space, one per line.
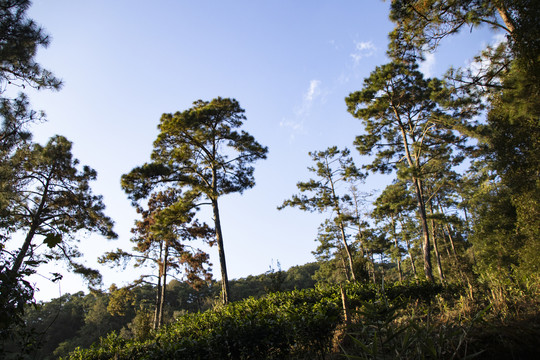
65, 282, 444, 359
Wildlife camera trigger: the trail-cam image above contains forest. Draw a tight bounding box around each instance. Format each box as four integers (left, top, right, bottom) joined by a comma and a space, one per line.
1, 0, 539, 359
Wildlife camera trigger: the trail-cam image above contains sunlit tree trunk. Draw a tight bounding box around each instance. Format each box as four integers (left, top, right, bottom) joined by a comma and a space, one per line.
428, 201, 445, 283
158, 242, 169, 327
328, 163, 356, 282
212, 198, 230, 304
391, 219, 403, 283
401, 222, 418, 280
153, 241, 163, 330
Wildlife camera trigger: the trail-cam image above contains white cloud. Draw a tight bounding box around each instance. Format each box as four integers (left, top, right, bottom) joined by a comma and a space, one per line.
350, 40, 376, 65
466, 33, 509, 78
419, 52, 436, 77
280, 80, 323, 140
295, 79, 321, 118
492, 32, 507, 47
304, 80, 321, 103
279, 118, 303, 132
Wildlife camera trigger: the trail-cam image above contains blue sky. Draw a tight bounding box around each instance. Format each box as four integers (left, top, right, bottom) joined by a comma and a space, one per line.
20, 1, 499, 301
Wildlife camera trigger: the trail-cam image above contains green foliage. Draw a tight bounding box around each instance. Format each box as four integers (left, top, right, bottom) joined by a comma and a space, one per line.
3, 135, 116, 276
100, 188, 214, 330
387, 0, 540, 305
2, 263, 316, 359
1, 136, 116, 348
63, 282, 449, 360
280, 147, 364, 281
0, 0, 62, 93
122, 97, 268, 304
342, 302, 488, 360
1, 1, 64, 337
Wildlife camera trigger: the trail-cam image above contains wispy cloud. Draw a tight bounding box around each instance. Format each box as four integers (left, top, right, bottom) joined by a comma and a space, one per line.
491, 33, 507, 47
419, 52, 436, 78
304, 80, 321, 105
467, 33, 508, 77
328, 39, 339, 50
350, 40, 376, 65
280, 80, 322, 140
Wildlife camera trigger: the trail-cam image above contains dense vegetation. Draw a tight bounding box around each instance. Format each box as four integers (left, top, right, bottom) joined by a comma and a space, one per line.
1, 0, 539, 359
3, 263, 319, 359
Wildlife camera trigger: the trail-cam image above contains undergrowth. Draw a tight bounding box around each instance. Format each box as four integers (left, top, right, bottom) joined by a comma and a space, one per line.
63, 281, 540, 359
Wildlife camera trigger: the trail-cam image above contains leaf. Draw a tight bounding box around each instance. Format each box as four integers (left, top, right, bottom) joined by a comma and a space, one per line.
43, 233, 62, 248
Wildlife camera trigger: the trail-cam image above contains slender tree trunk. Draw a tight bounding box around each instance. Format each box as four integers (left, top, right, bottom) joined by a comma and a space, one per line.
10, 219, 40, 278
338, 250, 351, 282
437, 200, 475, 298
441, 229, 453, 260
352, 193, 366, 258
391, 218, 403, 283
405, 236, 418, 280
158, 243, 169, 327
431, 221, 445, 283
9, 173, 52, 278
413, 178, 434, 282
153, 277, 162, 330
429, 201, 445, 283
436, 199, 459, 258
338, 221, 356, 281
340, 284, 350, 327
212, 198, 230, 304
329, 176, 356, 281
370, 252, 377, 284
153, 241, 163, 330
396, 122, 434, 282
394, 238, 403, 283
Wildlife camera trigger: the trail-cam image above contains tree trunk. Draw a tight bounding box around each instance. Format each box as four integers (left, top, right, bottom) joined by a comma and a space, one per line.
153, 241, 163, 330
404, 235, 418, 280
391, 218, 403, 283
158, 243, 169, 327
352, 193, 366, 258
339, 250, 350, 282
429, 201, 445, 283
394, 238, 403, 283
340, 284, 351, 327
10, 219, 40, 278
338, 221, 356, 281
431, 221, 445, 283
413, 178, 434, 282
370, 252, 377, 284
329, 176, 356, 282
437, 199, 460, 258
212, 198, 230, 304
495, 4, 516, 34
9, 173, 52, 278
396, 122, 434, 282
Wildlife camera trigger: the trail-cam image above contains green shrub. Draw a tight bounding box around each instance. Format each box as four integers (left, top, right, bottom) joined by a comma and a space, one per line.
64, 282, 447, 359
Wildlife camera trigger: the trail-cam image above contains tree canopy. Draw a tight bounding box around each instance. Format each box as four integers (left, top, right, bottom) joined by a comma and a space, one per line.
122, 97, 268, 304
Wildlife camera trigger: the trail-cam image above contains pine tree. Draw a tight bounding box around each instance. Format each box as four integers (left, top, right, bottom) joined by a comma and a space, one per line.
346, 61, 470, 282
121, 98, 268, 304
0, 135, 116, 335
100, 189, 213, 328
279, 147, 363, 281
